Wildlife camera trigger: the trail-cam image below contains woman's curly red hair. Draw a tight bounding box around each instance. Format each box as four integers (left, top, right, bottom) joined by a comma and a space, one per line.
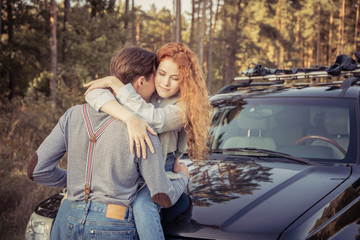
157, 42, 212, 161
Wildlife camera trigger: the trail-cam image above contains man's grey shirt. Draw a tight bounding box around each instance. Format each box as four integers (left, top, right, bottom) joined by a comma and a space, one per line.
32, 104, 188, 208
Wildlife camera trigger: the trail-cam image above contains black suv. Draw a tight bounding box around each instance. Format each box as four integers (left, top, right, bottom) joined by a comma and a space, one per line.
26, 58, 360, 240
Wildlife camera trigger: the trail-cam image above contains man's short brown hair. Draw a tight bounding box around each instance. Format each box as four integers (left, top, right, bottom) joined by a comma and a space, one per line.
110, 45, 157, 84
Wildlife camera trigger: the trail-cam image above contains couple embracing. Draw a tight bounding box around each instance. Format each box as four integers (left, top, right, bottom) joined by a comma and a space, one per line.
28, 42, 211, 239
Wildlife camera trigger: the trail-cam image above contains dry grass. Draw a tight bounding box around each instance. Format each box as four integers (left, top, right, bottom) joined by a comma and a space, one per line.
0, 88, 82, 239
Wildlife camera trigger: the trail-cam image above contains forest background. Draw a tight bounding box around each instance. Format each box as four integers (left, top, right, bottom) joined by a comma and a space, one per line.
0, 0, 359, 239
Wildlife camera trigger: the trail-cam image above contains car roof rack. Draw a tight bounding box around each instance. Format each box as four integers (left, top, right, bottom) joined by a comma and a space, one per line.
234, 67, 360, 82
216, 66, 360, 94
340, 76, 360, 89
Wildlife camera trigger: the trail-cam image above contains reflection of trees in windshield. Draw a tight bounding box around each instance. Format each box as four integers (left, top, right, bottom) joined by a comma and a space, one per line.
188, 160, 272, 207
210, 106, 244, 150
211, 95, 246, 109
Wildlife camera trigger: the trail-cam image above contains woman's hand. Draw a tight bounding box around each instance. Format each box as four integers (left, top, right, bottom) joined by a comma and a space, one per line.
174, 158, 190, 179
83, 76, 124, 95
125, 113, 157, 159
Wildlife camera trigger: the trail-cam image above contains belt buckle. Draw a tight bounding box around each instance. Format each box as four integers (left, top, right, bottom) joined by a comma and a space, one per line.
106, 204, 127, 220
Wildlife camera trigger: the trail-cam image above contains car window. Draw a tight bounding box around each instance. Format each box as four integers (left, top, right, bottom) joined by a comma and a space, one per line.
210, 98, 356, 163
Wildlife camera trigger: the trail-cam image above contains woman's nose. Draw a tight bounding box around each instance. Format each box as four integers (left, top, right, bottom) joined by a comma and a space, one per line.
163, 77, 170, 86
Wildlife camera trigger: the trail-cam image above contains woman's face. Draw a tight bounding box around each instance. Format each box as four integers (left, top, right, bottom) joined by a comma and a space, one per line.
155, 58, 180, 99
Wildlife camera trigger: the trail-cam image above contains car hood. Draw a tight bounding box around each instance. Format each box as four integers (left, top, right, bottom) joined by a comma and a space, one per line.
164, 156, 351, 239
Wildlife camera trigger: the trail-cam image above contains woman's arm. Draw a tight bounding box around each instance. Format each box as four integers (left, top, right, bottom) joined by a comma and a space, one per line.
84, 76, 124, 96
85, 76, 184, 133
85, 88, 116, 112
115, 84, 184, 133
84, 79, 156, 158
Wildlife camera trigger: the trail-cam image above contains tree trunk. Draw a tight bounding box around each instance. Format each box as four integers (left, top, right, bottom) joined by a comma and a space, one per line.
296, 11, 301, 65
90, 0, 96, 17
207, 0, 220, 93
281, 2, 288, 67
206, 0, 213, 91
175, 0, 182, 42
197, 0, 206, 68
316, 3, 321, 65
354, 0, 360, 52
172, 0, 175, 41
212, 0, 220, 39
62, 0, 70, 86
132, 0, 136, 44
136, 21, 140, 43
337, 0, 345, 55
226, 0, 241, 85
300, 40, 304, 66
161, 22, 166, 43
307, 38, 314, 67
276, 0, 282, 67
7, 0, 13, 52
0, 0, 2, 46
328, 3, 333, 64
295, 13, 300, 44
50, 0, 57, 107
108, 0, 115, 13
7, 0, 15, 100
189, 0, 195, 48
221, 5, 228, 86
124, 0, 129, 29
196, 0, 201, 53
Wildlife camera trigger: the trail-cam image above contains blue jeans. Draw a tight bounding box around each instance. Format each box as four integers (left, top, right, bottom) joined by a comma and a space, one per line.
161, 192, 190, 222
164, 153, 175, 172
133, 154, 175, 240
133, 186, 163, 240
51, 199, 137, 240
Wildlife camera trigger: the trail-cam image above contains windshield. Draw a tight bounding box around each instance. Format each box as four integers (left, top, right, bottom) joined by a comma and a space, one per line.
209, 97, 357, 163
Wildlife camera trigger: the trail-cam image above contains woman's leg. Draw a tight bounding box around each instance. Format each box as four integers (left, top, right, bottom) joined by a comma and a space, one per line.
164, 154, 175, 172
133, 186, 164, 240
161, 192, 190, 222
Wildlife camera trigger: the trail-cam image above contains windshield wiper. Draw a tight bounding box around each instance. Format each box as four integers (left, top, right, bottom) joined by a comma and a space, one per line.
212, 147, 318, 166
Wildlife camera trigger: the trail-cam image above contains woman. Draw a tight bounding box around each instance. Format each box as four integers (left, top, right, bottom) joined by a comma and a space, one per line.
84, 42, 211, 239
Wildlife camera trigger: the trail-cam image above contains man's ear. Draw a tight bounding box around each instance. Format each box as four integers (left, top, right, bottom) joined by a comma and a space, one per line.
132, 76, 145, 91
136, 76, 146, 88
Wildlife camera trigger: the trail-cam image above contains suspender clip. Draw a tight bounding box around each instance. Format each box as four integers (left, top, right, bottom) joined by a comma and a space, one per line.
85, 185, 90, 203
90, 134, 96, 143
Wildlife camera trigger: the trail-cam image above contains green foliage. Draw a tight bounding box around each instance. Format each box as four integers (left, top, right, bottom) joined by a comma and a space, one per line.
58, 5, 128, 87
137, 6, 174, 50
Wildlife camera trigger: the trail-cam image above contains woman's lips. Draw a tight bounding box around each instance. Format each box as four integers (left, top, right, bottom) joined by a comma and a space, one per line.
158, 86, 169, 92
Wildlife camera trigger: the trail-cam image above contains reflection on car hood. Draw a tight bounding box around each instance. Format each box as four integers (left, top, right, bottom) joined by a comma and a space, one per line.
165, 156, 351, 239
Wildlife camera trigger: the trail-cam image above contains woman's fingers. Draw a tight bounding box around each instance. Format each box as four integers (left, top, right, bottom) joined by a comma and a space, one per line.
84, 86, 95, 96
140, 139, 147, 159
126, 117, 155, 158
146, 125, 157, 136
83, 81, 92, 87
129, 137, 134, 154
145, 136, 154, 154
83, 77, 111, 95
136, 136, 154, 159
135, 139, 141, 158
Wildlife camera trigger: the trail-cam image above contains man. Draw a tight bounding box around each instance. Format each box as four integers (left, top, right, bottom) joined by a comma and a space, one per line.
27, 46, 189, 239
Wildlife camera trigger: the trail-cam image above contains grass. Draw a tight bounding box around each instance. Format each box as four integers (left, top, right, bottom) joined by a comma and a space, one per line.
0, 88, 82, 239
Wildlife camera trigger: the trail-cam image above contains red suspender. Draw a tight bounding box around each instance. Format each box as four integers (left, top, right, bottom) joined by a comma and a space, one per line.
82, 104, 116, 203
